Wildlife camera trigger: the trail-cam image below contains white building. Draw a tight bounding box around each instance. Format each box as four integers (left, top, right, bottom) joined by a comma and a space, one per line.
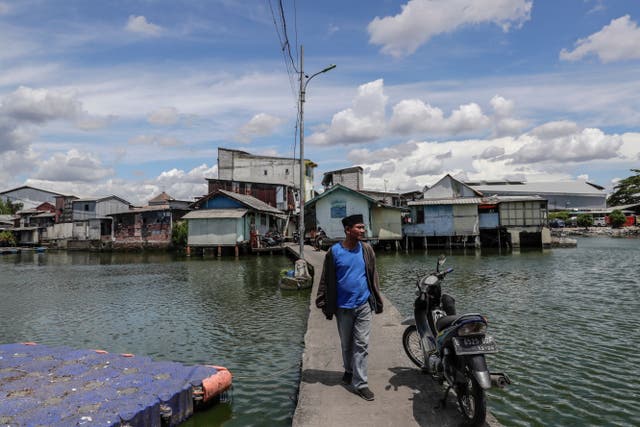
217, 147, 316, 203
466, 180, 606, 211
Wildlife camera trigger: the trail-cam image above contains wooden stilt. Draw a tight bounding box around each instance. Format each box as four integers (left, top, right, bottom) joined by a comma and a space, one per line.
234, 244, 239, 257
217, 246, 222, 257
186, 246, 191, 257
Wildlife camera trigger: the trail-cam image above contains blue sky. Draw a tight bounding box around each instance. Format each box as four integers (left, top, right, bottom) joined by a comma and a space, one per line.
1, 0, 639, 205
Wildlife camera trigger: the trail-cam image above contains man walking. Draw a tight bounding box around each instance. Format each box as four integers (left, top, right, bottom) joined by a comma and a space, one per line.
315, 214, 383, 401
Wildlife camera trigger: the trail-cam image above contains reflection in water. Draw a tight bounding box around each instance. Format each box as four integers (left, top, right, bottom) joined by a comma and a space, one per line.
2, 238, 638, 426
0, 251, 308, 427
377, 237, 640, 427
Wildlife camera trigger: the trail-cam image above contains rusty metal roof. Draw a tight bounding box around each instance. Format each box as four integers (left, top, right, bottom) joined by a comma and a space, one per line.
408, 197, 484, 206
183, 209, 248, 219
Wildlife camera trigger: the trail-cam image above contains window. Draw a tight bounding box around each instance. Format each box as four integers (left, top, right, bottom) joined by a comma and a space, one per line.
84, 204, 90, 211
330, 201, 346, 218
264, 170, 268, 176
285, 168, 289, 175
416, 208, 425, 224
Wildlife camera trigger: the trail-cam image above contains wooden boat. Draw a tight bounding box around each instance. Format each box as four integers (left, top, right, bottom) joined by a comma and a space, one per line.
279, 259, 313, 290
279, 274, 312, 290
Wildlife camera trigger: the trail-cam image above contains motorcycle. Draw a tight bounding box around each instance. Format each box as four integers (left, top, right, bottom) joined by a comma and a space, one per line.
402, 255, 510, 426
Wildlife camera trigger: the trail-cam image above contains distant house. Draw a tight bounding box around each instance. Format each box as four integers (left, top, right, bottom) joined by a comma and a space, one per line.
321, 166, 403, 207
405, 175, 550, 249
0, 185, 64, 210
404, 175, 483, 248
466, 180, 606, 211
54, 195, 79, 223
206, 178, 297, 213
184, 190, 287, 254
305, 184, 403, 246
217, 147, 317, 204
12, 203, 56, 246
68, 195, 132, 243
478, 195, 550, 248
321, 166, 364, 191
109, 193, 191, 249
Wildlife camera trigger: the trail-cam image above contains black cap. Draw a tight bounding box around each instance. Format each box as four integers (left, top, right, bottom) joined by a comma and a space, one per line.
342, 214, 364, 227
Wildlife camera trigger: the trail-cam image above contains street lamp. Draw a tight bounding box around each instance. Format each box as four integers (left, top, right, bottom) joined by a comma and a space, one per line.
298, 45, 335, 260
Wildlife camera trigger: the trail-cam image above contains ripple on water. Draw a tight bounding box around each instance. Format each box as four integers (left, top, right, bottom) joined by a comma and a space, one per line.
377, 237, 640, 427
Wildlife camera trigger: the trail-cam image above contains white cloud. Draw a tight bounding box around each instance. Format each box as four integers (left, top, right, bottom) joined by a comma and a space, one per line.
367, 161, 396, 178
490, 95, 527, 136
34, 149, 114, 182
389, 99, 490, 135
475, 145, 505, 159
341, 126, 638, 193
1, 86, 81, 123
406, 157, 445, 177
509, 128, 623, 164
126, 15, 163, 36
308, 79, 387, 145
129, 134, 185, 147
529, 120, 580, 139
236, 113, 284, 142
368, 0, 532, 57
148, 107, 179, 126
560, 15, 640, 63
0, 2, 10, 15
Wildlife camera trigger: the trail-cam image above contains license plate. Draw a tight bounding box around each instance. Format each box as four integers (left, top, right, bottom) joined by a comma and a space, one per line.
452, 335, 498, 355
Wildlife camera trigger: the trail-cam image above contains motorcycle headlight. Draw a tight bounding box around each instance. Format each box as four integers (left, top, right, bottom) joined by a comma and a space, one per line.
457, 322, 487, 336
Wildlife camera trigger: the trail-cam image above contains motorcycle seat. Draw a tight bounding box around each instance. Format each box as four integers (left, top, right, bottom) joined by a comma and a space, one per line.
436, 315, 462, 332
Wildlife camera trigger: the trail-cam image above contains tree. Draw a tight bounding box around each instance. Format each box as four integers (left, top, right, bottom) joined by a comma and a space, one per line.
608, 210, 627, 228
0, 231, 16, 247
607, 169, 640, 207
171, 220, 188, 249
549, 211, 570, 221
0, 198, 23, 214
576, 214, 593, 228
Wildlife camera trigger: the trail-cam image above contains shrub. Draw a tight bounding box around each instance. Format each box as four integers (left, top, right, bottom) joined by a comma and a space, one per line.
576, 214, 593, 228
171, 220, 188, 248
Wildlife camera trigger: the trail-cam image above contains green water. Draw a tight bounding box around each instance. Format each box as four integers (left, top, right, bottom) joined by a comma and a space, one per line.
378, 237, 640, 427
1, 238, 638, 426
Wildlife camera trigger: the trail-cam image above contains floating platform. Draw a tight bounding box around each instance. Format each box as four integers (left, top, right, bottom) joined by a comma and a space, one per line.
0, 342, 232, 427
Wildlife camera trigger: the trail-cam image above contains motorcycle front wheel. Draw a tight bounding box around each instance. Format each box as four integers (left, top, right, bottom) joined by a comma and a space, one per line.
457, 373, 487, 427
402, 325, 425, 368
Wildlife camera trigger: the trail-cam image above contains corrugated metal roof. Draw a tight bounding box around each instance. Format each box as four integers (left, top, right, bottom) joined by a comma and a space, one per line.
218, 190, 284, 215
470, 181, 605, 195
489, 195, 546, 202
409, 197, 484, 206
183, 209, 248, 219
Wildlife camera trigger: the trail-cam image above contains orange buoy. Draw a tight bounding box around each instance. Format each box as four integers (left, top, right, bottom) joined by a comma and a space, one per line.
201, 366, 233, 402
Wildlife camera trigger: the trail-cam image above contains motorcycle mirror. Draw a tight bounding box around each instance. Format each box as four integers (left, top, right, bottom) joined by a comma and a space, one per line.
436, 254, 446, 272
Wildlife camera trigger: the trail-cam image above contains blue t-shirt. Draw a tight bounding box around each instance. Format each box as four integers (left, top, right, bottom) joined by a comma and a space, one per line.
332, 242, 370, 309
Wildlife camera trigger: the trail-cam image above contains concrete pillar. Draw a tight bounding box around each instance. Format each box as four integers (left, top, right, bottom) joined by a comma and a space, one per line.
234, 244, 239, 257
217, 245, 222, 257
509, 230, 520, 248
186, 246, 191, 257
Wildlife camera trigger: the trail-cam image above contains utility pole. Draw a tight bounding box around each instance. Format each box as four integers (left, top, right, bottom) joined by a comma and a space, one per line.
297, 45, 335, 260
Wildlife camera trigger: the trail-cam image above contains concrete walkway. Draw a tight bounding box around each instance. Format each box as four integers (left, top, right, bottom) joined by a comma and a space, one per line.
288, 243, 501, 427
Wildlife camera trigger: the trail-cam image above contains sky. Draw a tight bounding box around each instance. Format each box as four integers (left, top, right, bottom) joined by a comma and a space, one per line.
1, 0, 639, 205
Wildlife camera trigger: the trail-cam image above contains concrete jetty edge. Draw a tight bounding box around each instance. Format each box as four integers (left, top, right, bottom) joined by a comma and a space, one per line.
287, 243, 501, 427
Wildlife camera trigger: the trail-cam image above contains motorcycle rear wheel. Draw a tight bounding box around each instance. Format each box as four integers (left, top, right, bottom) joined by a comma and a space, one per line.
457, 373, 486, 427
402, 325, 425, 368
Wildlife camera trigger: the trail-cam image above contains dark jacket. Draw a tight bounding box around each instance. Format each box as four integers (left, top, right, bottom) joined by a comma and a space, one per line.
315, 241, 383, 320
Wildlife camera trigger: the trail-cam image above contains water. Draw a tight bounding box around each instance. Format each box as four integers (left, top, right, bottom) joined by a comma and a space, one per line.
377, 237, 640, 427
0, 251, 309, 426
1, 238, 639, 426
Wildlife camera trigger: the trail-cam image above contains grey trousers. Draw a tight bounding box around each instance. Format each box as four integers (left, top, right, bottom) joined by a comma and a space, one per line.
335, 302, 372, 389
